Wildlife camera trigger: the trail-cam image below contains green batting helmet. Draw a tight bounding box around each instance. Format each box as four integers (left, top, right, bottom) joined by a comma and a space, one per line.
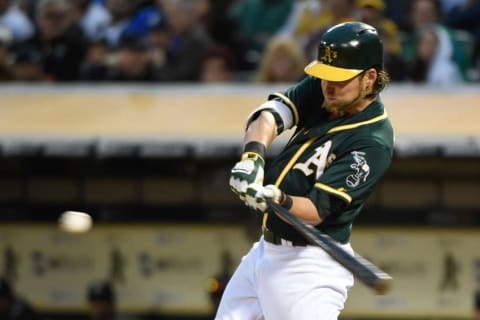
304, 21, 383, 81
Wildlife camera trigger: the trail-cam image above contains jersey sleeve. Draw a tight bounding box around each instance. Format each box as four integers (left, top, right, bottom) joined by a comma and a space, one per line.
245, 99, 295, 135
268, 76, 324, 128
308, 143, 392, 220
245, 76, 324, 135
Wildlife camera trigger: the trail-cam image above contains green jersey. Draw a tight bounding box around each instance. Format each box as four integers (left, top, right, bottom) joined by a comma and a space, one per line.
263, 76, 394, 244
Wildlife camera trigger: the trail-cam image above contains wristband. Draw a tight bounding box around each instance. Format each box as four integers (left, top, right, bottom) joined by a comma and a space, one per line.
280, 192, 293, 210
243, 141, 266, 159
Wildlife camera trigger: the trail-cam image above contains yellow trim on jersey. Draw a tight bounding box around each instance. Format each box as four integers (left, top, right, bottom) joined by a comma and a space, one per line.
274, 136, 319, 187
327, 111, 387, 134
262, 213, 269, 227
314, 182, 352, 203
270, 92, 300, 126
262, 109, 386, 227
262, 136, 319, 227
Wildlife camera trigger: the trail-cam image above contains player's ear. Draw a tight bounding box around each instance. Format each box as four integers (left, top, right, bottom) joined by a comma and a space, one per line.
364, 68, 377, 90
365, 68, 377, 84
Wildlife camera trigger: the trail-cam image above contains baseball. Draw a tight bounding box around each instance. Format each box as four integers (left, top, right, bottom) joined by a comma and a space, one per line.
59, 211, 93, 234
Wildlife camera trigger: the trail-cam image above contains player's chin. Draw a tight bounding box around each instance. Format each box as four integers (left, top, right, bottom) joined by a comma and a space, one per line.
323, 101, 343, 113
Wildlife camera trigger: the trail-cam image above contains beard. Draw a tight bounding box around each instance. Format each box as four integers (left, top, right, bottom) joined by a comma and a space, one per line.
322, 85, 367, 116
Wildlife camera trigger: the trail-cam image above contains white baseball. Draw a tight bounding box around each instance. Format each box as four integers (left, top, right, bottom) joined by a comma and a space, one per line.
59, 211, 93, 234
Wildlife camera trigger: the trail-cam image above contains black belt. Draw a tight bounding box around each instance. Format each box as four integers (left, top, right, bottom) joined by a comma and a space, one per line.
263, 229, 309, 247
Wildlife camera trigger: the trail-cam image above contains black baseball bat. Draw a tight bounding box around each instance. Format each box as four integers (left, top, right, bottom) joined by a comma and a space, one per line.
267, 199, 392, 295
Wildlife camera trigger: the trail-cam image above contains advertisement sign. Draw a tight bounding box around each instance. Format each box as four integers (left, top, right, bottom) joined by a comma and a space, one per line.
1, 224, 479, 317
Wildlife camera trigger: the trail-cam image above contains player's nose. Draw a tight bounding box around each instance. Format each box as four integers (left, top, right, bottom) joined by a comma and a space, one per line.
323, 81, 336, 94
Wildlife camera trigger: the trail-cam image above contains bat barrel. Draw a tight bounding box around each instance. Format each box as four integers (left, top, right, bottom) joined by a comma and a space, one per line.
373, 275, 393, 295
353, 254, 393, 294
267, 199, 393, 295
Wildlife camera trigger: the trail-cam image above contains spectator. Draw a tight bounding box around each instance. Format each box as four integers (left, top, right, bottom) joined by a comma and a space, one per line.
444, 0, 480, 77
254, 36, 306, 83
0, 277, 42, 320
407, 25, 464, 85
19, 0, 87, 81
69, 0, 91, 28
107, 35, 159, 82
87, 280, 140, 320
200, 45, 235, 82
0, 0, 34, 42
278, 0, 327, 45
302, 0, 356, 60
378, 26, 409, 81
197, 0, 249, 70
357, 0, 407, 81
0, 26, 13, 80
11, 44, 46, 81
475, 289, 480, 320
83, 0, 165, 46
383, 0, 411, 31
145, 19, 170, 71
317, 0, 356, 30
102, 0, 136, 48
16, 0, 35, 20
80, 38, 111, 81
402, 0, 472, 81
358, 0, 402, 55
154, 0, 211, 81
122, 1, 163, 40
440, 0, 469, 15
87, 280, 116, 320
72, 0, 110, 42
229, 0, 295, 69
206, 250, 233, 317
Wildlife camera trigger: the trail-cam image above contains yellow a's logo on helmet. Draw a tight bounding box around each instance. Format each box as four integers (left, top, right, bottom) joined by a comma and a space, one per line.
320, 46, 338, 64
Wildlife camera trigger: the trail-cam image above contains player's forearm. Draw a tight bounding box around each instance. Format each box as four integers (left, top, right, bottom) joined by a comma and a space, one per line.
289, 196, 323, 226
244, 111, 278, 149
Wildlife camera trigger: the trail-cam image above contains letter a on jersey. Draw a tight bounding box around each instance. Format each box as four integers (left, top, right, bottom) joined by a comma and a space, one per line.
293, 141, 333, 179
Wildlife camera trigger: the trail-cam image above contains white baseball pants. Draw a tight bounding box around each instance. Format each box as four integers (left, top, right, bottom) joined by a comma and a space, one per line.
215, 236, 354, 320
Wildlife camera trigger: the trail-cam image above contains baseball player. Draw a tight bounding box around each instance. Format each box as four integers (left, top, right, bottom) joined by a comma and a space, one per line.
216, 22, 394, 320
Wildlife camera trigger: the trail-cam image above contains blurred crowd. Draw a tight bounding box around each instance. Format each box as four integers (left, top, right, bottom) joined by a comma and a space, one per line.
0, 0, 478, 85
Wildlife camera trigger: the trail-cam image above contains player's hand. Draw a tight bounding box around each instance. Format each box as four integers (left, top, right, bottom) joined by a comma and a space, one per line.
244, 183, 268, 212
243, 184, 291, 213
262, 184, 293, 210
229, 152, 265, 200
261, 184, 284, 204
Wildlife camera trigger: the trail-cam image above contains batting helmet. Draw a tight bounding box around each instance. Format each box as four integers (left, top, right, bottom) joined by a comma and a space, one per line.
304, 21, 383, 82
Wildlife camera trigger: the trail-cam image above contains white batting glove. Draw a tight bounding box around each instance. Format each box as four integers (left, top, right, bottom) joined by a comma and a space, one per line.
244, 183, 268, 212
262, 184, 293, 210
261, 184, 283, 203
229, 152, 265, 201
243, 184, 289, 213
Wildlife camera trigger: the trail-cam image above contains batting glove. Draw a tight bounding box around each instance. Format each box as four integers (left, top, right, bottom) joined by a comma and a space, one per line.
244, 183, 268, 212
262, 185, 293, 210
229, 142, 266, 200
243, 184, 293, 213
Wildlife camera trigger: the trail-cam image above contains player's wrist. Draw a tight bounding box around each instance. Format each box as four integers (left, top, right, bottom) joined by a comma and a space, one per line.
242, 141, 266, 165
280, 192, 293, 210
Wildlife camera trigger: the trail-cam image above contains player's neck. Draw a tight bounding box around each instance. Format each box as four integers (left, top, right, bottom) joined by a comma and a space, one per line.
352, 97, 375, 114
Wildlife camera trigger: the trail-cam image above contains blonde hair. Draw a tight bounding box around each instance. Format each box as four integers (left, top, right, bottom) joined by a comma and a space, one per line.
366, 68, 390, 99
255, 36, 306, 83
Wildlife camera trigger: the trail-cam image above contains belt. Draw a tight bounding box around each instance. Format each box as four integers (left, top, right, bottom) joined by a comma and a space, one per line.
263, 228, 309, 247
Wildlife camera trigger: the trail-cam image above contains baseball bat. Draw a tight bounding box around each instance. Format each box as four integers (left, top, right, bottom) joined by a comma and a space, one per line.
267, 199, 392, 295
